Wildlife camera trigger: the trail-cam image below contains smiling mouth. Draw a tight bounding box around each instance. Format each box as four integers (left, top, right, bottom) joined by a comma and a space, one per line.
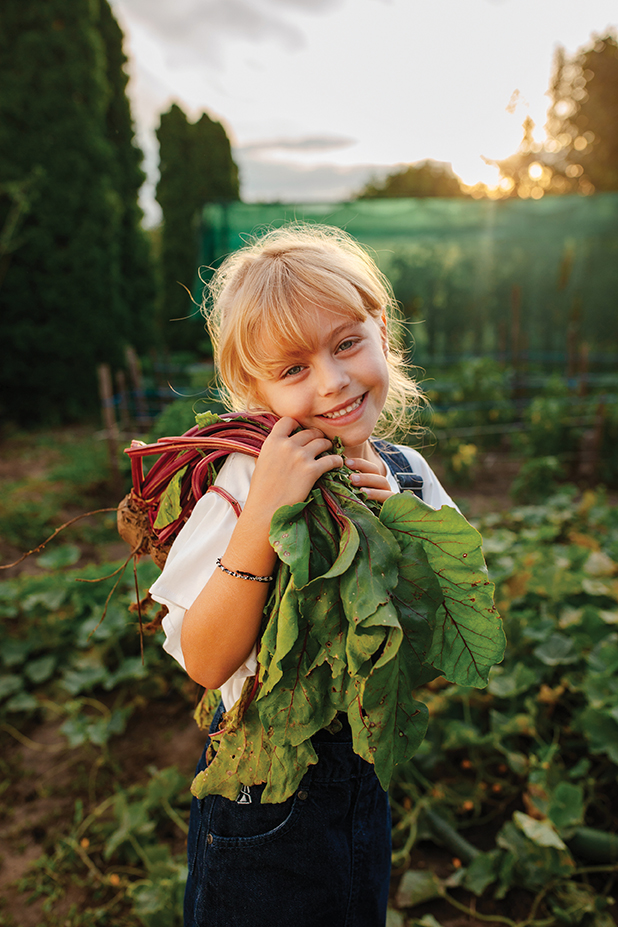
320, 395, 365, 420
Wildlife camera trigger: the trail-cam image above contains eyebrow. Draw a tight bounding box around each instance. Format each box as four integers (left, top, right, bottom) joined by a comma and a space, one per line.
266, 318, 363, 370
331, 319, 361, 336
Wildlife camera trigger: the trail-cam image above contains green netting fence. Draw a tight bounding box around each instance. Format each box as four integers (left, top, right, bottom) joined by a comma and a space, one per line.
200, 194, 618, 373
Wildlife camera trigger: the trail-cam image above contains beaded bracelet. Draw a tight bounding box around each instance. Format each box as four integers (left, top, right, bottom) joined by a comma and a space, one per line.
215, 557, 273, 583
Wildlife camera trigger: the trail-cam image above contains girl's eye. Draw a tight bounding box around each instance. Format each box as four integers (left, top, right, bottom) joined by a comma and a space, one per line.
336, 338, 357, 353
282, 364, 304, 379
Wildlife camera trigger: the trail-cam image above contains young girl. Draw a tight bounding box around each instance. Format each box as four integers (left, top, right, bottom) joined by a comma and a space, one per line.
149, 224, 457, 927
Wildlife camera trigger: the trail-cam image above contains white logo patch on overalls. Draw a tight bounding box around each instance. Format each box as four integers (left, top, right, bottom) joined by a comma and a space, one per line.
236, 784, 252, 804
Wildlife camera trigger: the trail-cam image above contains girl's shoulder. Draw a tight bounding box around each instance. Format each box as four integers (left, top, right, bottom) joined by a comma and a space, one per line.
213, 450, 256, 497
183, 450, 256, 531
155, 452, 256, 571
149, 451, 256, 608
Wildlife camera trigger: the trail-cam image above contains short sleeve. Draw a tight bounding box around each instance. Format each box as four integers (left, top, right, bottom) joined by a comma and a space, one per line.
149, 452, 258, 708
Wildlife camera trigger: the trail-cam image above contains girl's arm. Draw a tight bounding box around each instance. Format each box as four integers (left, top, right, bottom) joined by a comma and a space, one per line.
181, 418, 343, 689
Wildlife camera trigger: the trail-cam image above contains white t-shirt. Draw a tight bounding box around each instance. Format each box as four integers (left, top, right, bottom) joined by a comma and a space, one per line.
150, 446, 456, 710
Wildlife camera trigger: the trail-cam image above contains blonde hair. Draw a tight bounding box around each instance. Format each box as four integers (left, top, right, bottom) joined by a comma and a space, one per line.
203, 223, 423, 438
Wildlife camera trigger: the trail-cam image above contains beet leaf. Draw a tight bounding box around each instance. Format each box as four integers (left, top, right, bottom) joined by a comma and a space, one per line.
193, 462, 504, 801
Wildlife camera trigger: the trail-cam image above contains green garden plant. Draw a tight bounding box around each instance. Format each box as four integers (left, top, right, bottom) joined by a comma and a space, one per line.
390, 485, 618, 918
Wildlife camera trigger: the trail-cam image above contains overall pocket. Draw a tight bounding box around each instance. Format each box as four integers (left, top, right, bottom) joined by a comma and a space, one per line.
205, 778, 311, 847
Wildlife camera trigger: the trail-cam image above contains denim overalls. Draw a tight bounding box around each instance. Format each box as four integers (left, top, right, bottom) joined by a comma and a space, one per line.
184, 443, 423, 927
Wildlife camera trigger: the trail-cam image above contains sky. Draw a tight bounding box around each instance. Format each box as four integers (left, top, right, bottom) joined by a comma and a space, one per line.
109, 0, 617, 224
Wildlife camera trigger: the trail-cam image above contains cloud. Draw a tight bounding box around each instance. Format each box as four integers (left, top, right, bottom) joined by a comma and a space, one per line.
114, 0, 341, 66
234, 153, 393, 202
238, 134, 356, 155
264, 0, 344, 11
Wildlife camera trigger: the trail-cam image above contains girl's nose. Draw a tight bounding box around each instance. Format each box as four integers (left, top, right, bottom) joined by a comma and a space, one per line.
315, 359, 350, 396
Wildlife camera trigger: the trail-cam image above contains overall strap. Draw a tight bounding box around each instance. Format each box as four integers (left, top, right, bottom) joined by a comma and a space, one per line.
372, 438, 424, 500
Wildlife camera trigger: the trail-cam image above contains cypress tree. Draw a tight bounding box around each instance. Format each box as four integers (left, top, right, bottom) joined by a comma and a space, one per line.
156, 105, 196, 353
0, 0, 154, 423
99, 0, 156, 351
156, 105, 239, 353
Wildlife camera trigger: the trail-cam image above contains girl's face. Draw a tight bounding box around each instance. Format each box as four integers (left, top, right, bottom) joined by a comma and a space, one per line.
253, 308, 390, 459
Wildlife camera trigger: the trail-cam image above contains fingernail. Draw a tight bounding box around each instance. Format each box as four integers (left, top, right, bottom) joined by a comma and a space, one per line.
345, 459, 354, 467
351, 473, 360, 482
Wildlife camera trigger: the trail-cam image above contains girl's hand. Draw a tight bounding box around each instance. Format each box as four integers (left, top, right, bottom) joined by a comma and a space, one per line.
245, 417, 343, 523
345, 457, 395, 503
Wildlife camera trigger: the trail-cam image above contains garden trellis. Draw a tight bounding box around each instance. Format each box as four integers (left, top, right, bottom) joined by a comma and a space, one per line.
199, 194, 618, 372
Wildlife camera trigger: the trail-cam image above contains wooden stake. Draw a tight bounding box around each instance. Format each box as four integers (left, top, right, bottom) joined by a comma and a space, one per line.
579, 398, 606, 484
97, 363, 122, 496
115, 369, 131, 432
125, 346, 149, 426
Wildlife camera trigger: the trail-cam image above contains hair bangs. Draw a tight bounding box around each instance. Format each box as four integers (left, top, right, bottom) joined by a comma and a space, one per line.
220, 251, 372, 387
204, 223, 425, 435
241, 298, 367, 384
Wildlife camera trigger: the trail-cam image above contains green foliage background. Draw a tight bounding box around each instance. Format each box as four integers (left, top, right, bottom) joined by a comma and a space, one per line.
200, 194, 618, 369
1, 484, 617, 924
155, 104, 239, 354
0, 0, 155, 424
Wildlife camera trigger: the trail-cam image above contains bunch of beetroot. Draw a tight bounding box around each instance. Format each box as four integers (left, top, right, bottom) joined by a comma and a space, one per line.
118, 411, 278, 567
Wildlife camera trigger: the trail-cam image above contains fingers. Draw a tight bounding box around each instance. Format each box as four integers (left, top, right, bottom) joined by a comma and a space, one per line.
344, 457, 380, 474
270, 416, 301, 437
345, 457, 394, 502
296, 429, 330, 448
349, 474, 394, 502
252, 422, 343, 514
267, 420, 342, 467
273, 418, 325, 439
270, 417, 326, 445
349, 471, 391, 493
362, 488, 394, 503
314, 452, 344, 476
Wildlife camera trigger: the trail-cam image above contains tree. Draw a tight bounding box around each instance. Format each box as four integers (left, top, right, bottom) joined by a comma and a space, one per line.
98, 0, 155, 350
546, 33, 618, 193
486, 116, 558, 200
356, 160, 467, 199
0, 0, 154, 423
156, 105, 239, 353
490, 32, 618, 199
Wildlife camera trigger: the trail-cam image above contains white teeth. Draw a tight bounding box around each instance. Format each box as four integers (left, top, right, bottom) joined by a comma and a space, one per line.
322, 396, 363, 419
